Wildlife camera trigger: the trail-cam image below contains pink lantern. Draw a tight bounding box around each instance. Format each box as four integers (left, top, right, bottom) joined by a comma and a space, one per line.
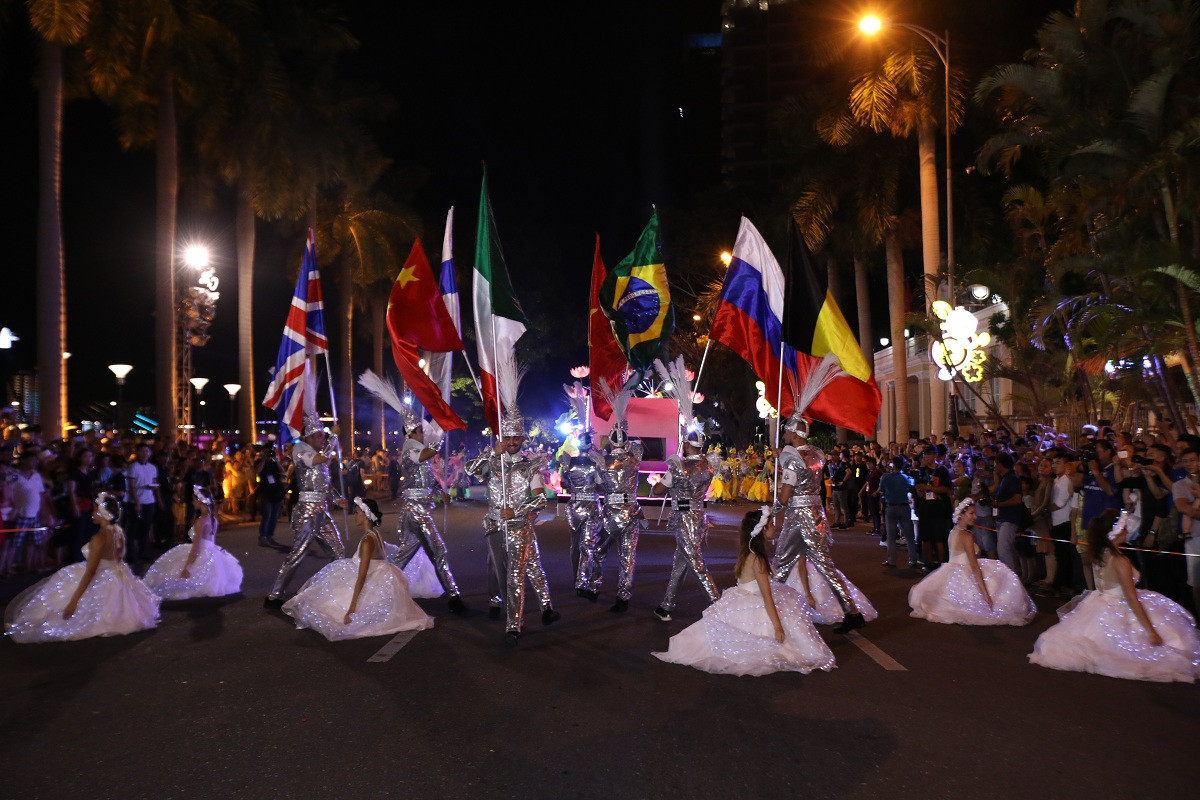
570, 366, 590, 379
684, 369, 695, 381
691, 392, 705, 404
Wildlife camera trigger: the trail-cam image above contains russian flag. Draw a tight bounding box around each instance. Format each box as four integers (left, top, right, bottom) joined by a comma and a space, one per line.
708, 217, 800, 417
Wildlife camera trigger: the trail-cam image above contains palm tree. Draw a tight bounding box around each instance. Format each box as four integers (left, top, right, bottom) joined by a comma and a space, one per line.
84, 0, 231, 438
314, 188, 420, 454
26, 0, 95, 438
977, 0, 1200, 428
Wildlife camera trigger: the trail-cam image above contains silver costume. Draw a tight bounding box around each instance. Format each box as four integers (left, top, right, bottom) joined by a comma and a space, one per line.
658, 452, 721, 612
269, 440, 345, 599
467, 451, 553, 633
771, 442, 860, 616
563, 449, 604, 588
585, 440, 644, 600
390, 437, 461, 598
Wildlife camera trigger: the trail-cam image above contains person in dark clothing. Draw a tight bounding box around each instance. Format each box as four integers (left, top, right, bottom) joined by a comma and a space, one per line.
256, 448, 287, 547
914, 447, 954, 567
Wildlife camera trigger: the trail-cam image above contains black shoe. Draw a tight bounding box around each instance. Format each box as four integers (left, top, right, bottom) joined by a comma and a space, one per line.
882, 561, 896, 567
262, 596, 285, 610
610, 598, 629, 613
576, 587, 588, 598
581, 589, 599, 603
258, 537, 272, 547
834, 613, 866, 635
542, 607, 561, 625
447, 595, 468, 614
504, 631, 520, 647
654, 606, 672, 622
488, 606, 502, 620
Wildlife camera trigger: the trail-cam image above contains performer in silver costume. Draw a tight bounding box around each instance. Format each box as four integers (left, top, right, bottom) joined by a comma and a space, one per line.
562, 381, 604, 599
264, 414, 345, 608
466, 364, 559, 645
391, 416, 468, 614
771, 354, 866, 634
587, 376, 643, 613
650, 357, 722, 621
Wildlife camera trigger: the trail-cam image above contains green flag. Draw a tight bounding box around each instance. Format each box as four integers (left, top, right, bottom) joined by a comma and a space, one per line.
598, 210, 674, 371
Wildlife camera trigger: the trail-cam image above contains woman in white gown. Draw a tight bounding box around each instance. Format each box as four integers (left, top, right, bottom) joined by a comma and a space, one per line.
5, 493, 160, 642
654, 507, 835, 677
1030, 509, 1200, 682
143, 485, 242, 599
283, 497, 433, 641
785, 559, 878, 626
909, 498, 1036, 625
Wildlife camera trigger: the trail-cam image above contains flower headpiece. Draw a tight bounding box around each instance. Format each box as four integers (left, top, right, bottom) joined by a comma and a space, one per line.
95, 491, 117, 522
354, 496, 379, 525
193, 485, 215, 508
749, 505, 771, 540
1108, 509, 1128, 542
952, 497, 975, 524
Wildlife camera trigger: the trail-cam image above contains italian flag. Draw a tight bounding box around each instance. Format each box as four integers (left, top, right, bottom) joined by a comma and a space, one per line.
472, 168, 527, 433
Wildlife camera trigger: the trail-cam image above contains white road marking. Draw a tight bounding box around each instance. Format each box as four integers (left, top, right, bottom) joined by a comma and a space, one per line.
367, 630, 419, 663
844, 630, 907, 671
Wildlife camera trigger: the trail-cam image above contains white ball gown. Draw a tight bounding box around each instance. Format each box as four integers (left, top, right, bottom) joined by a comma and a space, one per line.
1029, 553, 1200, 682
654, 560, 835, 677
142, 517, 243, 599
786, 561, 878, 626
908, 530, 1036, 626
382, 542, 445, 599
5, 533, 160, 643
283, 530, 434, 641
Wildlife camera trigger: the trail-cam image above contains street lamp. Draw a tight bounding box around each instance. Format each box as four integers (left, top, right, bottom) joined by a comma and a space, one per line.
223, 383, 241, 433
108, 364, 133, 431
190, 377, 209, 435
859, 15, 954, 301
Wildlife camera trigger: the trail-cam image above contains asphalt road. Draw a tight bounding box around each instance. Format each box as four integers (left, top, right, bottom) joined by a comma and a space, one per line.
2, 497, 1197, 800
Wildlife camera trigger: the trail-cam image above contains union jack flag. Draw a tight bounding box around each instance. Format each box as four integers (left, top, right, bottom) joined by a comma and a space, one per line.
262, 230, 328, 438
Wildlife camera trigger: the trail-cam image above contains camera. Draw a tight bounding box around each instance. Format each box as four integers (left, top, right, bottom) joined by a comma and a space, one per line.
1133, 455, 1153, 466
1078, 445, 1097, 465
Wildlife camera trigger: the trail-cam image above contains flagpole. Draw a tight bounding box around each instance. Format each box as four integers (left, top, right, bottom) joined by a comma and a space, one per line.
691, 339, 714, 398
319, 350, 352, 544
772, 340, 785, 510
457, 350, 486, 404
490, 313, 508, 520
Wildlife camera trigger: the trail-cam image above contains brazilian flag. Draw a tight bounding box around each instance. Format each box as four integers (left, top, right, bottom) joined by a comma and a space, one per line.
598, 210, 674, 371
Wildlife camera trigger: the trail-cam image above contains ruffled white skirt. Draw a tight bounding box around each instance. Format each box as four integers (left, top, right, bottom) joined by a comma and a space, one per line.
282, 557, 434, 641
653, 582, 835, 677
786, 561, 878, 625
143, 542, 243, 599
1029, 589, 1200, 682
909, 558, 1036, 626
5, 560, 160, 642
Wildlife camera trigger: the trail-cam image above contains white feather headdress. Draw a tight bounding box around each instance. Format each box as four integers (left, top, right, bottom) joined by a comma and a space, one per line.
357, 369, 419, 434
496, 349, 527, 437
564, 381, 590, 434
654, 356, 704, 446
783, 353, 846, 438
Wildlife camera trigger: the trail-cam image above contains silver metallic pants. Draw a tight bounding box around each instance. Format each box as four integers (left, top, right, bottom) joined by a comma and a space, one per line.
583, 505, 640, 598
660, 511, 719, 611
392, 502, 461, 597
270, 501, 345, 598
568, 502, 603, 589
772, 504, 859, 615
485, 519, 552, 632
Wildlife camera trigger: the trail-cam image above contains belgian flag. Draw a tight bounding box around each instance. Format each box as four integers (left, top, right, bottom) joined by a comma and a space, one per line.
781, 218, 881, 435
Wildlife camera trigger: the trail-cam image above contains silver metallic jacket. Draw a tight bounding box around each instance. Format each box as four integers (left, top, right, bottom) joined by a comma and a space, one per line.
400, 439, 440, 502
665, 453, 719, 515
779, 443, 826, 500
467, 451, 548, 527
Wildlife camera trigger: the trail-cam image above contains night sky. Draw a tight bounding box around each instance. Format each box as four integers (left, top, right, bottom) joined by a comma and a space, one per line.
0, 0, 1063, 431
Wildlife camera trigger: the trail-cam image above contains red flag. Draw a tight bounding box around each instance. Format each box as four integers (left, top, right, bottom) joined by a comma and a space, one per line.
386, 239, 466, 430
588, 235, 628, 420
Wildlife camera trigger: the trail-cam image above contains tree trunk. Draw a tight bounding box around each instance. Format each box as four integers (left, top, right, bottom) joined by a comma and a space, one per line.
827, 256, 848, 443
916, 120, 940, 313
854, 254, 872, 367
36, 40, 65, 438
371, 297, 386, 452
886, 231, 909, 442
338, 257, 354, 456
156, 71, 179, 438
236, 185, 256, 444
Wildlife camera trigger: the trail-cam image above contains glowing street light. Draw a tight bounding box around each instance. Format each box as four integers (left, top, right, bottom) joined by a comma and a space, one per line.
183, 244, 210, 270
224, 383, 241, 432
108, 364, 133, 431
719, 251, 733, 267
0, 328, 19, 349
190, 377, 209, 435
